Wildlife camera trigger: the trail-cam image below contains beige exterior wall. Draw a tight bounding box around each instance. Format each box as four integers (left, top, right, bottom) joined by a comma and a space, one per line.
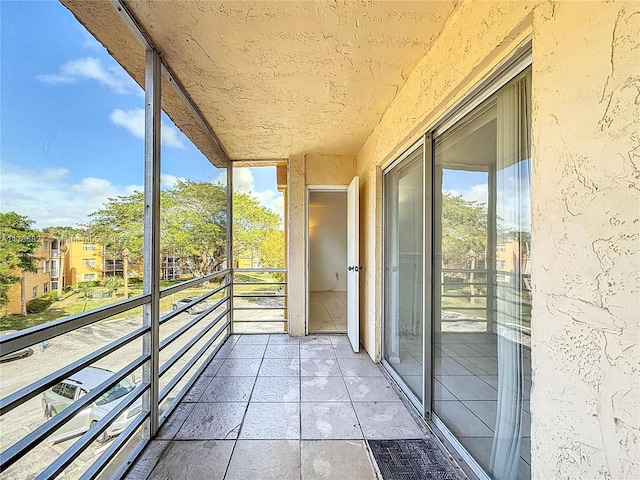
64, 240, 104, 286
5, 235, 53, 315
355, 1, 639, 478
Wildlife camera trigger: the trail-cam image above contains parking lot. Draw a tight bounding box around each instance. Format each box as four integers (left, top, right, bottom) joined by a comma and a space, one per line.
0, 309, 223, 479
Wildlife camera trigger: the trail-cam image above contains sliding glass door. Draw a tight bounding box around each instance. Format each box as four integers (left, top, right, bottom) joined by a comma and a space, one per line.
433, 68, 532, 479
383, 145, 425, 405
382, 66, 532, 479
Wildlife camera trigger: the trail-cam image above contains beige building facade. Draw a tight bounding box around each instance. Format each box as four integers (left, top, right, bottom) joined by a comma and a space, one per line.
5, 234, 54, 315
54, 1, 640, 478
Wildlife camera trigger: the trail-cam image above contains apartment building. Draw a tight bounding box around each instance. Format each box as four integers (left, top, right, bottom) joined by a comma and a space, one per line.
5, 234, 55, 315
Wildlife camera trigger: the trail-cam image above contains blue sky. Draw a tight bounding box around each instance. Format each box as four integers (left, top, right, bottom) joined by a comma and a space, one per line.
0, 1, 282, 229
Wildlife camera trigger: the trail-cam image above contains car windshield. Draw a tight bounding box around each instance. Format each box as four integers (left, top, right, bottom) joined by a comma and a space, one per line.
95, 378, 135, 406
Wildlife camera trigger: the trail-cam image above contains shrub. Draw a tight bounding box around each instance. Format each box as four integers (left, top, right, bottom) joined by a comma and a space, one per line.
27, 291, 58, 314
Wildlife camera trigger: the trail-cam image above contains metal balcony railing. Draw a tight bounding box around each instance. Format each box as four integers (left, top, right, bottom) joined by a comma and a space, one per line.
0, 269, 232, 479
231, 268, 287, 333
440, 268, 532, 328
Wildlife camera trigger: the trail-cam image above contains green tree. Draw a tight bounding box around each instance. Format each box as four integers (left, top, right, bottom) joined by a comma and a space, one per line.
257, 229, 285, 281
87, 191, 145, 256
162, 180, 228, 276
0, 212, 41, 315
233, 192, 282, 266
103, 275, 123, 296
86, 181, 283, 277
441, 192, 488, 268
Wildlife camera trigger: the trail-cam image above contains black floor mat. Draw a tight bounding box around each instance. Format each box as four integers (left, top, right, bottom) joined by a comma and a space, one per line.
368, 439, 464, 480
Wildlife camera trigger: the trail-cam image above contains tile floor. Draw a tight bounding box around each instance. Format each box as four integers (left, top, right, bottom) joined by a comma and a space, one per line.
389, 330, 531, 479
308, 291, 347, 333
126, 333, 432, 480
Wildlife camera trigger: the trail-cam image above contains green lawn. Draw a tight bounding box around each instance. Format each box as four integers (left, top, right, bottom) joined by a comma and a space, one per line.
0, 278, 228, 332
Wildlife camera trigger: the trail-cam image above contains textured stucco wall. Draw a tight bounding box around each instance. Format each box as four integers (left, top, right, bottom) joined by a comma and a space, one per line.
530, 3, 639, 478
287, 154, 306, 336
357, 0, 533, 359
356, 1, 639, 478
306, 154, 356, 186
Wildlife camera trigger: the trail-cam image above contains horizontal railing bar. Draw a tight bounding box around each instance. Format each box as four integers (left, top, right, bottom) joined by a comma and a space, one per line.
158, 329, 230, 427
441, 318, 487, 322
0, 295, 150, 356
232, 319, 286, 323
233, 306, 286, 311
159, 270, 230, 298
441, 307, 487, 310
99, 425, 149, 480
81, 409, 149, 480
233, 282, 286, 286
233, 294, 286, 298
160, 296, 229, 351
160, 308, 230, 378
159, 318, 231, 403
0, 355, 147, 473
441, 294, 487, 298
159, 284, 229, 325
233, 268, 286, 273
36, 382, 147, 480
0, 326, 148, 416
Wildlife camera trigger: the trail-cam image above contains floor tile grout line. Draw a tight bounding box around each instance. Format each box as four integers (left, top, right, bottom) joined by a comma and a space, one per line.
221, 336, 268, 479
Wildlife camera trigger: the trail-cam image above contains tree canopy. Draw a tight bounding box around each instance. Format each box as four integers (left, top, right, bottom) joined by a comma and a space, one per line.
0, 212, 41, 308
86, 180, 284, 277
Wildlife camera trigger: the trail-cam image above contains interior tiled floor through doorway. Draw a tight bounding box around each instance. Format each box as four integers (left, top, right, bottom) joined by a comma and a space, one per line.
309, 291, 347, 332
126, 334, 463, 480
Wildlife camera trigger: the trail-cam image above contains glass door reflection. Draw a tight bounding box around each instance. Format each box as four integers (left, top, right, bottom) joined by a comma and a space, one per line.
383, 146, 424, 404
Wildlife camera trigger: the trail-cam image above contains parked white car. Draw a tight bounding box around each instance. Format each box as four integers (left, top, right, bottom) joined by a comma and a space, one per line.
172, 297, 208, 315
41, 366, 141, 443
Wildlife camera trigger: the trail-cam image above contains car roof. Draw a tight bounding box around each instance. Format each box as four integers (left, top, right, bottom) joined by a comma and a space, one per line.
64, 366, 114, 390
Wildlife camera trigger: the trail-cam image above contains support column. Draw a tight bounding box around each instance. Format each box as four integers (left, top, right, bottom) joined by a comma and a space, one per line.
143, 48, 161, 438
287, 154, 306, 336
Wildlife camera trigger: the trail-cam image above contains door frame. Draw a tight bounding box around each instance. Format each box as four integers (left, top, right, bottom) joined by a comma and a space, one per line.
380, 136, 431, 418
305, 185, 349, 335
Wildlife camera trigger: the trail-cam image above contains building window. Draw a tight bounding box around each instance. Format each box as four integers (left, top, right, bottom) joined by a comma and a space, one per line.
44, 283, 49, 293
83, 258, 96, 267
43, 240, 49, 251
42, 261, 48, 273
32, 286, 38, 298
497, 244, 506, 252
83, 273, 96, 281
51, 280, 58, 291
83, 243, 96, 251
496, 260, 507, 270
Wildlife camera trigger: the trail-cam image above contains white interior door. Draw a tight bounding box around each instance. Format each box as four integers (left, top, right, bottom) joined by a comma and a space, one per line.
347, 176, 360, 352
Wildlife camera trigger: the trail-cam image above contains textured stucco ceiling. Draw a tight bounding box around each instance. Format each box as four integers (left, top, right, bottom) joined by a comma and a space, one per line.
64, 1, 457, 160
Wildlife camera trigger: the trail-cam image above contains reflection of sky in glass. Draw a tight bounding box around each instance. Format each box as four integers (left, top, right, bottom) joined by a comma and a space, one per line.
497, 159, 531, 233
441, 160, 531, 233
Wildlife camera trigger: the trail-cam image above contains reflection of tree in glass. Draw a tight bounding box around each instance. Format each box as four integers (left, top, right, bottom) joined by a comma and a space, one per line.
441, 192, 487, 268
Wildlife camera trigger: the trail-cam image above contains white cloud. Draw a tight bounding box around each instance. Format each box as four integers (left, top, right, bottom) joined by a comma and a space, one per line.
42, 167, 69, 182
109, 108, 185, 149
232, 167, 256, 193
232, 168, 284, 219
0, 160, 142, 229
161, 173, 184, 189
38, 57, 140, 95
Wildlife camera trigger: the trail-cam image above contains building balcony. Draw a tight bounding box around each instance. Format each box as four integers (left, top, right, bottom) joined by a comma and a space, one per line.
0, 268, 464, 480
